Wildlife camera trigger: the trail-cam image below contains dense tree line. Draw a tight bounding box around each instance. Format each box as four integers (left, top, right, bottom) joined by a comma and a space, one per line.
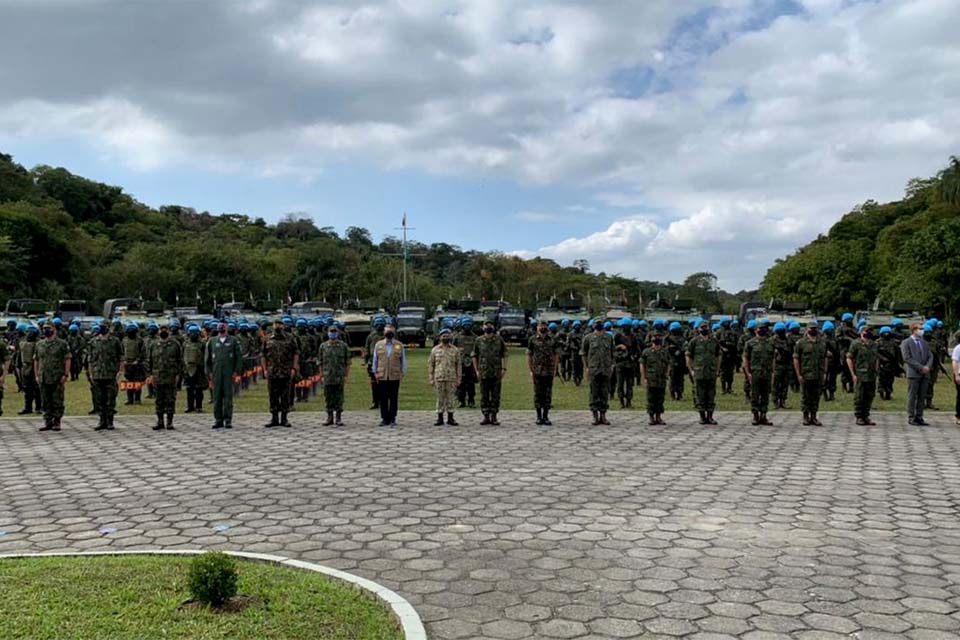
761, 157, 960, 320
0, 153, 750, 314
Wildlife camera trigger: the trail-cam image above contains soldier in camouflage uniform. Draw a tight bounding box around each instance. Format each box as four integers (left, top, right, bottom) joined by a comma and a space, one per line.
686, 323, 720, 425
429, 328, 460, 426
793, 322, 828, 426
319, 324, 351, 426
743, 323, 775, 426
5, 320, 22, 395
67, 323, 83, 381
737, 321, 757, 401
144, 322, 159, 398
718, 319, 738, 395
665, 322, 687, 401
17, 326, 41, 414
876, 326, 901, 400
363, 316, 385, 410
35, 324, 71, 431
581, 320, 615, 425
772, 322, 792, 409
614, 320, 637, 408
472, 320, 508, 425
837, 314, 858, 393
821, 321, 841, 402
925, 319, 946, 410
87, 323, 123, 431
183, 325, 206, 413
847, 325, 879, 425
456, 318, 478, 406
148, 322, 183, 430
262, 319, 299, 428
295, 319, 318, 403
557, 320, 571, 381
568, 321, 584, 386
527, 320, 558, 426
640, 334, 671, 425
0, 327, 8, 416
121, 322, 146, 405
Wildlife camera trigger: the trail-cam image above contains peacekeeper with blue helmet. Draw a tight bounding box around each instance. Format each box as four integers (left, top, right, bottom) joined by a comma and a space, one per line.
122, 321, 147, 406
455, 315, 478, 408
820, 320, 841, 402
772, 322, 793, 409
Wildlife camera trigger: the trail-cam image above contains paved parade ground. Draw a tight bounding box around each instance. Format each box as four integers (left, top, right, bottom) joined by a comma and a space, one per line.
3, 411, 960, 639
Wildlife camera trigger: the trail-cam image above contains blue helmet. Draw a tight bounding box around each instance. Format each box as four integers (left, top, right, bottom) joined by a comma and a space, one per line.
720, 318, 730, 327
652, 319, 665, 329
373, 315, 386, 328
746, 320, 757, 330
572, 320, 581, 328
841, 313, 854, 322
669, 321, 682, 332
759, 318, 771, 326
774, 322, 786, 332
711, 323, 720, 332
548, 322, 558, 330
187, 324, 201, 335
891, 318, 903, 327
530, 318, 538, 326
295, 318, 307, 327
52, 317, 62, 326
126, 321, 139, 331
26, 325, 39, 335
617, 318, 631, 328
603, 320, 612, 330
879, 326, 892, 335
442, 317, 454, 329
227, 321, 238, 329
461, 316, 473, 327
113, 318, 122, 326
692, 319, 703, 329
90, 323, 100, 332
936, 320, 944, 328
68, 323, 79, 332
561, 318, 570, 327
822, 320, 835, 331
638, 320, 648, 327
731, 319, 739, 328
631, 319, 640, 328
170, 319, 181, 329
788, 321, 800, 331
439, 328, 451, 336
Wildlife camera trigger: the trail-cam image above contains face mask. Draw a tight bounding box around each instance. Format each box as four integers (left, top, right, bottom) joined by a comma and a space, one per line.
329, 331, 338, 340
699, 328, 709, 335
159, 330, 169, 339
98, 327, 109, 336
441, 337, 451, 344
863, 331, 873, 340
218, 327, 226, 335
190, 334, 199, 341
43, 328, 54, 338
917, 329, 925, 337
484, 327, 494, 334
652, 337, 663, 346
384, 331, 395, 339
594, 324, 603, 332
808, 329, 819, 337
538, 327, 547, 334
757, 328, 768, 336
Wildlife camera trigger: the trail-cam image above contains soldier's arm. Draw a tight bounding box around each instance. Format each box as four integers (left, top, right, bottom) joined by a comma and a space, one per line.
640, 362, 648, 386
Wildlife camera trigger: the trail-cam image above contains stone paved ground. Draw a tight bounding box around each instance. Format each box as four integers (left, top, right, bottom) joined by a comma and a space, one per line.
3, 410, 960, 639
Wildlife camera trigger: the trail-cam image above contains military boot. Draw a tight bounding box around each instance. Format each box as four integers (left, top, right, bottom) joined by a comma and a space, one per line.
335, 411, 344, 426
535, 408, 543, 425
751, 411, 760, 426
541, 410, 551, 426
323, 412, 334, 426
94, 416, 108, 431
656, 414, 666, 425
490, 413, 500, 426
434, 413, 444, 426
280, 412, 291, 427
125, 390, 134, 405
591, 410, 600, 426
265, 412, 279, 428
707, 412, 717, 425
698, 411, 708, 425
802, 411, 811, 426
599, 412, 610, 425
39, 418, 53, 432
446, 412, 457, 426
761, 413, 773, 426
107, 415, 115, 430
649, 413, 657, 426
52, 418, 61, 432
153, 415, 164, 431
811, 413, 822, 426
481, 413, 490, 425
166, 414, 175, 430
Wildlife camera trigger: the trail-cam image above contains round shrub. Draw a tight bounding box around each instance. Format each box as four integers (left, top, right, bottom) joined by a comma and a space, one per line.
188, 552, 238, 607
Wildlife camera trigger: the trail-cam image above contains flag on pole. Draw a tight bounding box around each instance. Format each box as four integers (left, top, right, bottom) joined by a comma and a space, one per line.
402, 213, 407, 227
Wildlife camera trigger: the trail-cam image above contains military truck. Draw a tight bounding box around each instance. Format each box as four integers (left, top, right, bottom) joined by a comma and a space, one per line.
738, 301, 770, 326
5, 298, 48, 317
335, 301, 374, 349
289, 300, 334, 320
55, 299, 87, 318
766, 301, 819, 326
641, 298, 701, 326
396, 301, 427, 347
497, 307, 528, 345
103, 298, 141, 320
855, 301, 925, 329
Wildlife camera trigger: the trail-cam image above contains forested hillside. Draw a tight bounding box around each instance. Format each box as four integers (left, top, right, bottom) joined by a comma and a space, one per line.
761, 157, 960, 320
0, 153, 749, 313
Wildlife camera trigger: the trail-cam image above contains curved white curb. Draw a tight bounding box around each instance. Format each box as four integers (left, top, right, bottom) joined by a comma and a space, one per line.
0, 550, 427, 640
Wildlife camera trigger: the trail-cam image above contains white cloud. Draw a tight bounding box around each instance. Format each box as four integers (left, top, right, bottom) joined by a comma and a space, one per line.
513, 211, 559, 223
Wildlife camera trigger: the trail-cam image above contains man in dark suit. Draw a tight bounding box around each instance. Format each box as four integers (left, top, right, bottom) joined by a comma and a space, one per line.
901, 323, 934, 426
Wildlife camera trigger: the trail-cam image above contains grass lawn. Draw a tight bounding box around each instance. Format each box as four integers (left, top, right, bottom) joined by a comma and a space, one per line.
7, 347, 956, 417
0, 555, 404, 640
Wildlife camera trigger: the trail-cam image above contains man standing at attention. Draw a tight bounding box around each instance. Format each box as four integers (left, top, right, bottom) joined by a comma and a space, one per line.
35, 323, 71, 432
319, 322, 351, 426
794, 321, 828, 426
686, 322, 720, 425
581, 319, 614, 426
148, 321, 183, 431
428, 328, 460, 426
847, 325, 879, 426
206, 320, 244, 430
527, 319, 558, 426
262, 318, 299, 428
372, 324, 406, 427
472, 320, 508, 426
901, 322, 933, 426
87, 323, 123, 431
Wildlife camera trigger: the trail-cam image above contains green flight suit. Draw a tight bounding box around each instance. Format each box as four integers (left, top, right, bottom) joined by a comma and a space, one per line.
205, 334, 243, 427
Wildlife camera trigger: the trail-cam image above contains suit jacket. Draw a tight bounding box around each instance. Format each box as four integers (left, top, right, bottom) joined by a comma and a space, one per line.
900, 336, 933, 379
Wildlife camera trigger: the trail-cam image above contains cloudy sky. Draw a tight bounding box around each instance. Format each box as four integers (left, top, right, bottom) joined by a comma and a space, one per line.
1, 0, 956, 290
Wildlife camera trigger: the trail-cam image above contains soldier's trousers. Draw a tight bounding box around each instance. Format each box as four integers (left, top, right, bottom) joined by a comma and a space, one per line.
608, 368, 617, 399
646, 385, 665, 416
559, 355, 571, 380
801, 379, 821, 414
155, 383, 177, 416
325, 383, 345, 412
720, 361, 736, 390
125, 364, 145, 403
572, 358, 584, 385
40, 382, 65, 421
378, 380, 400, 424
773, 367, 791, 405
824, 366, 838, 397
435, 380, 457, 413
589, 373, 610, 412
616, 367, 634, 403
70, 357, 81, 381
457, 366, 476, 405
750, 377, 771, 414
669, 367, 686, 399
854, 380, 876, 419
480, 377, 502, 414
211, 378, 234, 425
366, 368, 379, 408
184, 372, 205, 411
21, 374, 39, 411
840, 366, 852, 392
533, 375, 553, 410
926, 366, 939, 403
878, 370, 895, 399
268, 376, 292, 414
92, 379, 117, 418
694, 379, 716, 412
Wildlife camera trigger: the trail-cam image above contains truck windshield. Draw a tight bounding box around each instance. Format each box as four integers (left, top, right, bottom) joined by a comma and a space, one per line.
397, 317, 422, 327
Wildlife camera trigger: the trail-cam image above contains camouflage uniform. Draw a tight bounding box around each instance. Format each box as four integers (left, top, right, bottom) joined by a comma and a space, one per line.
36, 336, 70, 427
581, 330, 614, 420
876, 335, 901, 400
837, 324, 858, 392
182, 335, 206, 412
363, 328, 383, 409
718, 327, 739, 394
148, 337, 183, 426
295, 328, 318, 402
822, 331, 841, 401
67, 330, 84, 381
87, 335, 123, 428
744, 335, 775, 418
527, 332, 557, 415
686, 334, 720, 420
666, 332, 687, 400
737, 330, 755, 400
641, 345, 671, 420
262, 330, 298, 419
122, 332, 147, 404
772, 333, 793, 409
428, 343, 461, 414
455, 329, 478, 406
614, 331, 637, 407
0, 335, 8, 415
567, 328, 584, 385
472, 332, 508, 421
847, 339, 879, 422
794, 336, 827, 422
319, 338, 351, 416
17, 336, 41, 413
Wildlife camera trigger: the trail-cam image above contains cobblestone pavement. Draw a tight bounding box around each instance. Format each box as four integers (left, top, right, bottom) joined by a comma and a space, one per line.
3, 410, 960, 639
